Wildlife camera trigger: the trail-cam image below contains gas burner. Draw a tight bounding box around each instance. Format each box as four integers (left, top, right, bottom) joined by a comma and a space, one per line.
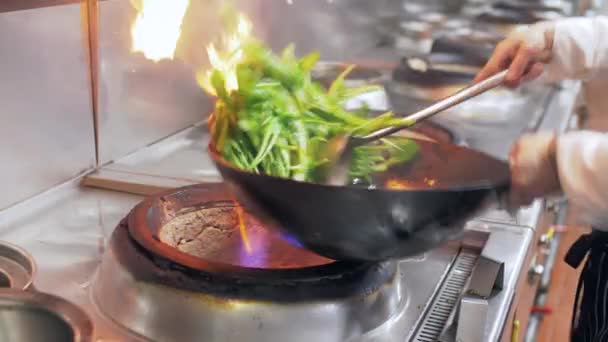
92, 183, 403, 342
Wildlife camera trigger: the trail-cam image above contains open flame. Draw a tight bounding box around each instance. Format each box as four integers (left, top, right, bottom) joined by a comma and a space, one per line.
130, 0, 190, 62
197, 14, 253, 95
385, 178, 437, 189
234, 201, 252, 254
129, 4, 257, 253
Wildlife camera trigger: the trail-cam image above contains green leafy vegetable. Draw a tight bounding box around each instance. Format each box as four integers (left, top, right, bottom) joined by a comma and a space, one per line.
205, 21, 418, 183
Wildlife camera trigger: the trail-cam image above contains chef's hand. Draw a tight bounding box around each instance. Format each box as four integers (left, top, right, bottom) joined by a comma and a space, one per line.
474, 22, 556, 87
508, 132, 561, 209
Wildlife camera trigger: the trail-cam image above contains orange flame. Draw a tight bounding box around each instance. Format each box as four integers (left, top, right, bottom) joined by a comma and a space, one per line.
196, 14, 253, 95
233, 200, 252, 253
130, 0, 190, 62
385, 178, 437, 189
385, 179, 412, 190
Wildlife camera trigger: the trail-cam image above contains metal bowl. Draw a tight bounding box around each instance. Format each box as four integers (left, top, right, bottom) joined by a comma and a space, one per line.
0, 241, 36, 291
0, 289, 93, 342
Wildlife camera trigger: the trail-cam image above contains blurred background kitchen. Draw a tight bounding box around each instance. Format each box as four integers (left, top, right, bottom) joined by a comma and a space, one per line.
0, 0, 603, 341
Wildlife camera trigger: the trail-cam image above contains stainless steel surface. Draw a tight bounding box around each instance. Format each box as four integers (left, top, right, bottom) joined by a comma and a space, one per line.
0, 176, 531, 341
436, 222, 533, 342
0, 181, 144, 341
0, 0, 82, 13
417, 249, 479, 342
0, 288, 93, 342
0, 242, 36, 290
102, 123, 220, 183
0, 4, 96, 210
464, 221, 535, 341
467, 255, 504, 298
91, 217, 530, 342
457, 297, 488, 342
92, 243, 403, 342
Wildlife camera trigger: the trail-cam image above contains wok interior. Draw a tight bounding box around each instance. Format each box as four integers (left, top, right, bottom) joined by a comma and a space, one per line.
210, 138, 510, 191
373, 139, 510, 191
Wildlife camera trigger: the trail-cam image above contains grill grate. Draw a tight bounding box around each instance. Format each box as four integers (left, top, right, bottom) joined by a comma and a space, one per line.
411, 249, 479, 342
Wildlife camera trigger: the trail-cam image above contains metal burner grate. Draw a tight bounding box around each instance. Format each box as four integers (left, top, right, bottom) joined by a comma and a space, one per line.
412, 249, 479, 342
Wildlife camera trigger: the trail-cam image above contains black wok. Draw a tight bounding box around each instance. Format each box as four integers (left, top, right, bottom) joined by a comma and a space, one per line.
209, 139, 510, 261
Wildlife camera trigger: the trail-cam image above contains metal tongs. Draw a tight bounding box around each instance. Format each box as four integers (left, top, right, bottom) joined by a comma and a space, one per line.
321, 70, 508, 186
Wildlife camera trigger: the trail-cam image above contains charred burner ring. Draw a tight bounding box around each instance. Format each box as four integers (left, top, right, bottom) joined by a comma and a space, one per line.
121, 183, 397, 302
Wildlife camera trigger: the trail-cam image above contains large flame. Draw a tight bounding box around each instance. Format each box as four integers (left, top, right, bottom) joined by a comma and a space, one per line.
234, 201, 252, 253
130, 0, 190, 62
197, 14, 253, 95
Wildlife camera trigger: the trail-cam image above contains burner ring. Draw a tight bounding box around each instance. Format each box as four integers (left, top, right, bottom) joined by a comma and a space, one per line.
121, 183, 397, 302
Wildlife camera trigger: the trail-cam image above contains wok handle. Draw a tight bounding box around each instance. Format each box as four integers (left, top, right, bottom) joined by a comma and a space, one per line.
361, 70, 508, 143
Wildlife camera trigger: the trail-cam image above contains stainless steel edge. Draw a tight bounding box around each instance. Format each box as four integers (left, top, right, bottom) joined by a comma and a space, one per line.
85, 0, 100, 167
524, 200, 568, 342
464, 221, 535, 342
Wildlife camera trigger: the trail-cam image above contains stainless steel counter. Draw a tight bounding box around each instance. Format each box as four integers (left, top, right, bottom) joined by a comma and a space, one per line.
0, 180, 145, 340
0, 178, 533, 342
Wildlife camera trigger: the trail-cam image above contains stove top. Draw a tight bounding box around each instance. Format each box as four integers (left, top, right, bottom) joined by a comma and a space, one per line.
85, 183, 532, 342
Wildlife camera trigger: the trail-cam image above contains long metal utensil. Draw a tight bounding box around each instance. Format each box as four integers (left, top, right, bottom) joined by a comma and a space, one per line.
322, 70, 508, 185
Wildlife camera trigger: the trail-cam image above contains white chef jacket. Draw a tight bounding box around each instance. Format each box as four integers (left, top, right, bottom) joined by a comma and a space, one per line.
532, 16, 608, 228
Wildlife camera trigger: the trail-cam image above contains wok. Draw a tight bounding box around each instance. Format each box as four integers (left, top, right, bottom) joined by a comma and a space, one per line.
209, 139, 510, 261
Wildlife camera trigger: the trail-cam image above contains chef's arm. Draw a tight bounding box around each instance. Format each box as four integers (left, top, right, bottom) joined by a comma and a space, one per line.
475, 16, 608, 86
556, 131, 608, 227
541, 16, 608, 82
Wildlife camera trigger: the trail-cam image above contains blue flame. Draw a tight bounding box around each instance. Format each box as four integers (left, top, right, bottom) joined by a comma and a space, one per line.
281, 232, 304, 248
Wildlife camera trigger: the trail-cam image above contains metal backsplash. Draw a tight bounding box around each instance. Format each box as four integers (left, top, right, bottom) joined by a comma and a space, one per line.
95, 0, 419, 165
0, 4, 96, 210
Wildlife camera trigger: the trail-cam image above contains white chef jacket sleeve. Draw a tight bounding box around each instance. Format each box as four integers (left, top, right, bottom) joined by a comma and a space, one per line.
540, 16, 608, 82
557, 131, 608, 229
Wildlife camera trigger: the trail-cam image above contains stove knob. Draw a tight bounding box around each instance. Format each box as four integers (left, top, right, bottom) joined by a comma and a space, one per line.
527, 254, 545, 282
530, 264, 545, 277
539, 228, 555, 246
